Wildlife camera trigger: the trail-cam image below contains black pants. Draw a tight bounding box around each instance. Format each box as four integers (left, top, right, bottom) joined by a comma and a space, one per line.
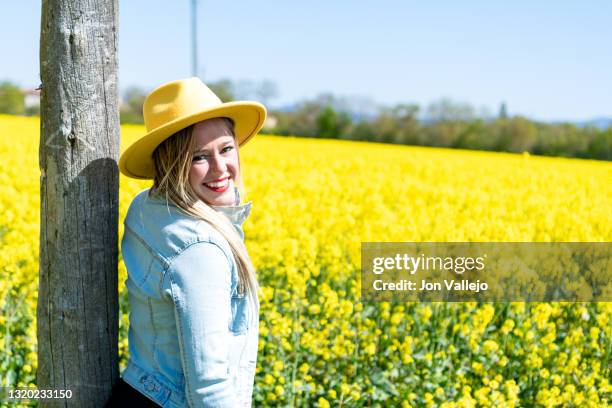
105, 378, 162, 407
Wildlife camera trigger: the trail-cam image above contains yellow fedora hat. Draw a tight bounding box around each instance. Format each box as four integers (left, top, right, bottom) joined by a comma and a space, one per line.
119, 77, 266, 179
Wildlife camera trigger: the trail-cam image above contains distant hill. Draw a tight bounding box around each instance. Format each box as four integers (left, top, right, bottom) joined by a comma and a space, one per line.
575, 117, 612, 130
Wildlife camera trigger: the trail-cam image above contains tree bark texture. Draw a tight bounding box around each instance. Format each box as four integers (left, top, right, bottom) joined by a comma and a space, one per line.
37, 0, 120, 406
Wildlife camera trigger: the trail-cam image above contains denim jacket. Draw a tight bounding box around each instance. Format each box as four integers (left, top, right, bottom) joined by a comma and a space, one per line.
120, 188, 259, 407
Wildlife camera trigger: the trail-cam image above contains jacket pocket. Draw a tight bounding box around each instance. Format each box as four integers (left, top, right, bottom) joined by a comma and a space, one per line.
229, 291, 249, 334
137, 373, 172, 405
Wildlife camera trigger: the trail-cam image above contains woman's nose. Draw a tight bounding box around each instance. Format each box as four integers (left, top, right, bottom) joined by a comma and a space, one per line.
208, 153, 227, 173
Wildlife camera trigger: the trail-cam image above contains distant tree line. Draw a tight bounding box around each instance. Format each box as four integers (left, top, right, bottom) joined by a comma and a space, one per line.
1, 79, 609, 160
272, 95, 611, 161
0, 81, 40, 115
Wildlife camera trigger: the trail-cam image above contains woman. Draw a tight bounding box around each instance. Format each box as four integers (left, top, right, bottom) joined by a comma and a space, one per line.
107, 77, 266, 407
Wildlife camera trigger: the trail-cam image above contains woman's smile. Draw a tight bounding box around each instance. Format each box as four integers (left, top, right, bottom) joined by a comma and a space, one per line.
203, 176, 231, 192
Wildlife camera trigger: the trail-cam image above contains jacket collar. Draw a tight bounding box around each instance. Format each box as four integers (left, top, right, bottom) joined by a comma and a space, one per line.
210, 200, 253, 228
210, 185, 252, 228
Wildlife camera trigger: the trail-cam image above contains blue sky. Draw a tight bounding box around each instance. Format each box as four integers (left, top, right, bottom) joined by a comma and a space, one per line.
2, 1, 611, 121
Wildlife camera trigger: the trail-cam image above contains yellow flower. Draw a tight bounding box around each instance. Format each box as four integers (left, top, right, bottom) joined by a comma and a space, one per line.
308, 304, 321, 315
317, 397, 330, 408
364, 343, 376, 355
273, 360, 284, 372
482, 340, 499, 354
501, 319, 515, 335
418, 306, 433, 321
472, 362, 484, 375
340, 383, 351, 396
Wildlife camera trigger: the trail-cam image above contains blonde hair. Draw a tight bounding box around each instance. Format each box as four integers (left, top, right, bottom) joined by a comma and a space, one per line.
150, 117, 258, 307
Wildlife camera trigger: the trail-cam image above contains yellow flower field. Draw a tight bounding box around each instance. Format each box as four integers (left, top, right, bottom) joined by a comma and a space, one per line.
0, 114, 610, 407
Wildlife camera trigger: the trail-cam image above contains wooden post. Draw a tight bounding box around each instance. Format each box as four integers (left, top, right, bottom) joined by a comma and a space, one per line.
37, 0, 120, 405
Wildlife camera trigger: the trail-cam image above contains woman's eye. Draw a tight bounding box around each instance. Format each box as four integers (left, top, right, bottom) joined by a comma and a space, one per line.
192, 146, 232, 161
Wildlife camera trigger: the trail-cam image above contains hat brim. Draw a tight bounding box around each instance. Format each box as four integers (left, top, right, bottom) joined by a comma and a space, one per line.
119, 101, 266, 179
